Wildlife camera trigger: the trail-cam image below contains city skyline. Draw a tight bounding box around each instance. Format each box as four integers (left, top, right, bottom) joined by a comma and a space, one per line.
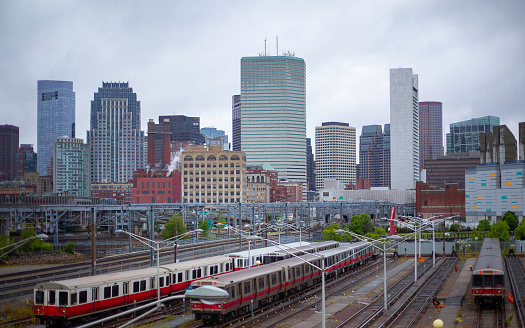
1, 1, 524, 155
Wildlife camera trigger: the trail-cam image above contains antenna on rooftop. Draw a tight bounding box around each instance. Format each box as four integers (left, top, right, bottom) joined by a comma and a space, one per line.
264, 38, 267, 56
276, 36, 279, 56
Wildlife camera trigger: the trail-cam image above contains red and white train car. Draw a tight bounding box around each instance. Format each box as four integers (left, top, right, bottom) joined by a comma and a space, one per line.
33, 256, 233, 326
188, 241, 373, 323
471, 238, 505, 302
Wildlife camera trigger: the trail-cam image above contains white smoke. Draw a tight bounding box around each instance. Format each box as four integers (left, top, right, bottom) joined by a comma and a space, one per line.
166, 150, 182, 177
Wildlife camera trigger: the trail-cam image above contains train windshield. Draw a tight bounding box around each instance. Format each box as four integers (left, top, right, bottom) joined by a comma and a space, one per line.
473, 275, 483, 287
35, 291, 44, 305
494, 275, 504, 287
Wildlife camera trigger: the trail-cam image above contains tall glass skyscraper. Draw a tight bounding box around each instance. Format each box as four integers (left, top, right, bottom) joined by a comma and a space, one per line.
390, 68, 419, 190
88, 82, 145, 183
240, 55, 306, 186
37, 80, 75, 176
359, 124, 390, 188
446, 116, 500, 154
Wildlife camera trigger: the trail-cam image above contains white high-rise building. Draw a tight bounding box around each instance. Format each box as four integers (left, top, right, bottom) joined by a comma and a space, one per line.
390, 68, 419, 190
53, 136, 90, 197
315, 122, 356, 191
239, 55, 306, 187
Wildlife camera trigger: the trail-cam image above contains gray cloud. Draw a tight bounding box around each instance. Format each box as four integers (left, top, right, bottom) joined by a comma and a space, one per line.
1, 0, 523, 154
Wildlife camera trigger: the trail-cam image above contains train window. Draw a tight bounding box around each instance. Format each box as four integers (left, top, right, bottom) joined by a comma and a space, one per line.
93, 288, 98, 301
473, 275, 482, 287
178, 272, 183, 283
258, 277, 264, 289
112, 285, 118, 297
198, 268, 202, 278
104, 287, 111, 299
296, 267, 301, 276
494, 275, 504, 286
151, 278, 155, 289
271, 274, 277, 285
140, 280, 146, 292
160, 277, 164, 288
482, 275, 492, 287
225, 263, 230, 271
192, 270, 197, 279
305, 265, 310, 274
244, 282, 250, 294
71, 293, 77, 305
59, 291, 68, 306
288, 270, 292, 280
231, 286, 235, 298
48, 291, 56, 305
133, 281, 140, 293
166, 276, 170, 285
123, 282, 128, 295
79, 291, 88, 304
35, 291, 44, 305
237, 259, 243, 268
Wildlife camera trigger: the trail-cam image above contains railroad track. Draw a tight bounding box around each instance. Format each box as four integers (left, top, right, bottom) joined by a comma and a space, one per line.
333, 257, 435, 328
0, 316, 33, 327
505, 255, 525, 327
212, 258, 386, 328
476, 303, 505, 328
378, 256, 457, 327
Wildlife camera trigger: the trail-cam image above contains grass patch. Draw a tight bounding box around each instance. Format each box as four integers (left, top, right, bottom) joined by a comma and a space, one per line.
0, 301, 33, 321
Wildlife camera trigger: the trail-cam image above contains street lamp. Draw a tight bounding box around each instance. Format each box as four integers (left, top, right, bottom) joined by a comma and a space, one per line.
250, 235, 327, 328
115, 229, 202, 309
275, 221, 305, 245
336, 229, 403, 311
381, 218, 420, 283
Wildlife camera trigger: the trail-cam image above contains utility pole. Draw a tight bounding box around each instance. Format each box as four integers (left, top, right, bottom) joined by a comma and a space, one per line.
91, 207, 96, 276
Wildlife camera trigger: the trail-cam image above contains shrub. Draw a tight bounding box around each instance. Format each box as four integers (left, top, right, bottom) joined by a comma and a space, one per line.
64, 242, 75, 255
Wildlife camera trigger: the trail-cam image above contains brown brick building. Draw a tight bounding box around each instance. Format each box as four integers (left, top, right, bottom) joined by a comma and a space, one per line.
416, 182, 465, 219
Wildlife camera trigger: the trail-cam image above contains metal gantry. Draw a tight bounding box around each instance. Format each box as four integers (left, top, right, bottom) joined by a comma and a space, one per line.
0, 201, 415, 241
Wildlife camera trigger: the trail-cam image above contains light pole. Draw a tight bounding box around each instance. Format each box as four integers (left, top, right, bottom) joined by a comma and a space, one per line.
115, 229, 202, 309
275, 221, 305, 245
0, 234, 48, 257
382, 218, 420, 282
336, 229, 403, 311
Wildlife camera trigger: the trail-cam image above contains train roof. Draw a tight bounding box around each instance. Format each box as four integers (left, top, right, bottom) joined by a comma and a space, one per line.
36, 267, 168, 291
196, 262, 284, 285
473, 238, 504, 273
160, 256, 231, 271
225, 241, 309, 258
35, 256, 233, 291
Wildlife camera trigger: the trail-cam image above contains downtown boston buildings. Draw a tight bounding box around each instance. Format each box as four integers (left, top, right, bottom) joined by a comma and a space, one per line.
235, 54, 307, 189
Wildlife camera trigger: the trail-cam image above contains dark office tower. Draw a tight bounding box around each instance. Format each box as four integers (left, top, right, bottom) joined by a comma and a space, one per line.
88, 82, 145, 183
419, 102, 443, 170
0, 125, 19, 181
359, 124, 391, 188
147, 119, 172, 170
18, 144, 37, 178
158, 115, 205, 145
37, 80, 75, 176
232, 94, 241, 151
306, 138, 315, 191
446, 116, 500, 154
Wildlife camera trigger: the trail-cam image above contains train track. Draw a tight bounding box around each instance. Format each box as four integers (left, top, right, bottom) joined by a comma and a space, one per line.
0, 238, 240, 301
211, 258, 386, 328
505, 255, 525, 327
476, 303, 505, 328
333, 257, 435, 328
378, 256, 457, 327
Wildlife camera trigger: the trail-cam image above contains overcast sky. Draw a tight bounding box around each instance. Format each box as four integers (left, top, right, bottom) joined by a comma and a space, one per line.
1, 0, 524, 157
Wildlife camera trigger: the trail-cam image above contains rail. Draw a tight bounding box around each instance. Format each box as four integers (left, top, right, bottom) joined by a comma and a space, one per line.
505, 256, 525, 327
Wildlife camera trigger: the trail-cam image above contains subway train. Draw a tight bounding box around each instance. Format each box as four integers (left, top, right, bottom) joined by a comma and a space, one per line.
471, 237, 505, 302
187, 241, 374, 323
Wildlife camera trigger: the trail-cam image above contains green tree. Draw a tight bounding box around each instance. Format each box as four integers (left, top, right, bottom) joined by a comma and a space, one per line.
365, 227, 387, 240
477, 219, 491, 232
502, 211, 519, 231
471, 228, 485, 241
161, 215, 187, 240
349, 213, 374, 236
515, 219, 525, 240
322, 224, 344, 242
448, 223, 461, 232
64, 242, 75, 254
198, 220, 209, 238
487, 220, 510, 241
